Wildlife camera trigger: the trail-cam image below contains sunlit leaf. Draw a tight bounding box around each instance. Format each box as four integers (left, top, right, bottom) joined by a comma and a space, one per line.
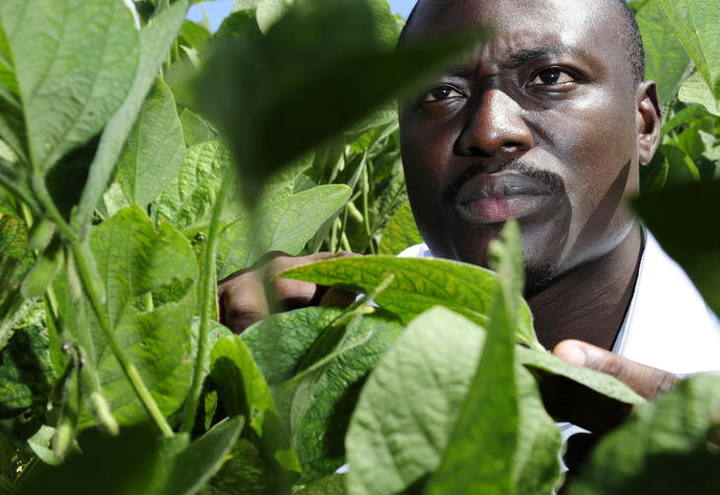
216, 184, 351, 278
116, 79, 185, 209
281, 255, 540, 349
0, 0, 139, 172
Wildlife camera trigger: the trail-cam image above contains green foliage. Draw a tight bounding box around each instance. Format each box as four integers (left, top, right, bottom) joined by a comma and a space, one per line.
281, 255, 541, 349
0, 0, 717, 493
569, 375, 720, 494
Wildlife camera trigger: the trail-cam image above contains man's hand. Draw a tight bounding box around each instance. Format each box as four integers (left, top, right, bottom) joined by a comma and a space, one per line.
553, 339, 678, 400
547, 340, 679, 475
218, 252, 355, 333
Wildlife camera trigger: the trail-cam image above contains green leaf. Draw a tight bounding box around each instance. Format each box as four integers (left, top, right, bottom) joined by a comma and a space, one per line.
289, 312, 404, 482
180, 109, 216, 147
196, 0, 481, 203
89, 207, 197, 325
156, 141, 231, 230
205, 438, 273, 495
21, 418, 243, 495
636, 0, 691, 106
215, 9, 263, 42
242, 307, 344, 385
76, 0, 188, 229
346, 308, 486, 495
18, 426, 187, 494
296, 474, 347, 494
427, 220, 522, 494
180, 20, 211, 52
679, 71, 720, 116
280, 255, 539, 349
116, 79, 185, 208
659, 0, 720, 99
377, 201, 423, 255
633, 181, 720, 316
163, 416, 245, 495
216, 184, 351, 278
0, 0, 139, 172
512, 366, 563, 495
569, 374, 720, 495
81, 302, 196, 428
256, 0, 294, 33
0, 323, 53, 414
517, 347, 645, 406
210, 336, 301, 484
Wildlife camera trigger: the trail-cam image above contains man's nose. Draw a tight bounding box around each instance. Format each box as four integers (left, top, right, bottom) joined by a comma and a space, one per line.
454, 88, 534, 158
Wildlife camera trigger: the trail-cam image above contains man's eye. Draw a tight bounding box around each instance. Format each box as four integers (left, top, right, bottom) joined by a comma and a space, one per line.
528, 68, 576, 86
423, 85, 464, 102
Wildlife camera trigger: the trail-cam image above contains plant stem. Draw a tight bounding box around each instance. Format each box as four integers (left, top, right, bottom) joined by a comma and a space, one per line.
181, 172, 232, 434
70, 241, 173, 437
32, 175, 173, 437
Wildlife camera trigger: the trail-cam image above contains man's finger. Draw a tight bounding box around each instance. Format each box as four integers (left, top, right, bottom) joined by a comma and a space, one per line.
553, 339, 678, 399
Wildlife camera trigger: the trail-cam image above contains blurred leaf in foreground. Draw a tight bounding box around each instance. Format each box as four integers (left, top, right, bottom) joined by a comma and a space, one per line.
569, 374, 720, 495
633, 181, 720, 316
195, 0, 481, 204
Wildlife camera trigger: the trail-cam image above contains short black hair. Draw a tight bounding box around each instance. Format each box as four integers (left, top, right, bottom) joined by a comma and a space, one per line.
399, 0, 645, 86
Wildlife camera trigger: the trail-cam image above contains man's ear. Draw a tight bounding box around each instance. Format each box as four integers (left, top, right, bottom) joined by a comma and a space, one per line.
636, 80, 662, 165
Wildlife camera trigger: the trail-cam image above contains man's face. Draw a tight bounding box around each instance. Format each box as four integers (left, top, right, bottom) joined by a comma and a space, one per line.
399, 0, 656, 292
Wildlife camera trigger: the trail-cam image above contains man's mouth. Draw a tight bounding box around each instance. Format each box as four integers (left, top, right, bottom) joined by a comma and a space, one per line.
454, 173, 560, 225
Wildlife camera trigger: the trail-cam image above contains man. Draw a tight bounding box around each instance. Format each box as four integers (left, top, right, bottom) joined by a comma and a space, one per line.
219, 0, 720, 428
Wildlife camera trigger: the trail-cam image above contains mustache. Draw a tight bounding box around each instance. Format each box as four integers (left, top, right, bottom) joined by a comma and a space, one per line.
443, 160, 566, 202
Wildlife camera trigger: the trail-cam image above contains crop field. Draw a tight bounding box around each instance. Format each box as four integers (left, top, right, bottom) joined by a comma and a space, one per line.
0, 0, 718, 493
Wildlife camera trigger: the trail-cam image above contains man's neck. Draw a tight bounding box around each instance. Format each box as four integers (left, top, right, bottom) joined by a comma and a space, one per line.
528, 224, 644, 351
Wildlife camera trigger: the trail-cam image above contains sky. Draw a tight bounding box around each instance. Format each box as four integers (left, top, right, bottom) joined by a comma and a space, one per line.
187, 0, 417, 31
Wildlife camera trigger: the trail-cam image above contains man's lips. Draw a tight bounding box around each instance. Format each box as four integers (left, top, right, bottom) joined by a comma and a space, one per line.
454, 173, 560, 224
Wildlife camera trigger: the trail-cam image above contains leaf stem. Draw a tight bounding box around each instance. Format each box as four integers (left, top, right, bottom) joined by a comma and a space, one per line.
32, 174, 173, 436
181, 170, 232, 433
70, 241, 173, 437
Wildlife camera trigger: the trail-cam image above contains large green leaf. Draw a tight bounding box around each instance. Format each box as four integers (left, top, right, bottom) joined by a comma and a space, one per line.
569, 374, 720, 495
280, 256, 540, 349
89, 207, 197, 325
216, 184, 351, 278
76, 0, 188, 229
287, 312, 404, 482
636, 0, 691, 106
242, 307, 344, 385
156, 140, 231, 230
116, 79, 185, 208
659, 0, 720, 98
81, 302, 196, 428
196, 0, 480, 203
633, 181, 720, 315
0, 0, 139, 172
345, 307, 486, 495
679, 71, 720, 116
180, 109, 216, 147
210, 336, 301, 487
377, 201, 423, 255
427, 220, 525, 494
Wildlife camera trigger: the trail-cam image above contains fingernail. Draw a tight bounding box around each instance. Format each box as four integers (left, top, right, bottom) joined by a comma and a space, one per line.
556, 343, 587, 367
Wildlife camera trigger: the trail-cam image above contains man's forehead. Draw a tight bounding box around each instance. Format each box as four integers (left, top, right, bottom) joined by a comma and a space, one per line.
405, 0, 613, 49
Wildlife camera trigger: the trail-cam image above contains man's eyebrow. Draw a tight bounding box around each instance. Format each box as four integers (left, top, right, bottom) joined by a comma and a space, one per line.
504, 45, 584, 68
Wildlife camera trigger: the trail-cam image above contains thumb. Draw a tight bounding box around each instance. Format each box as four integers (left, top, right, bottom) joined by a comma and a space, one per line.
553, 340, 678, 400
